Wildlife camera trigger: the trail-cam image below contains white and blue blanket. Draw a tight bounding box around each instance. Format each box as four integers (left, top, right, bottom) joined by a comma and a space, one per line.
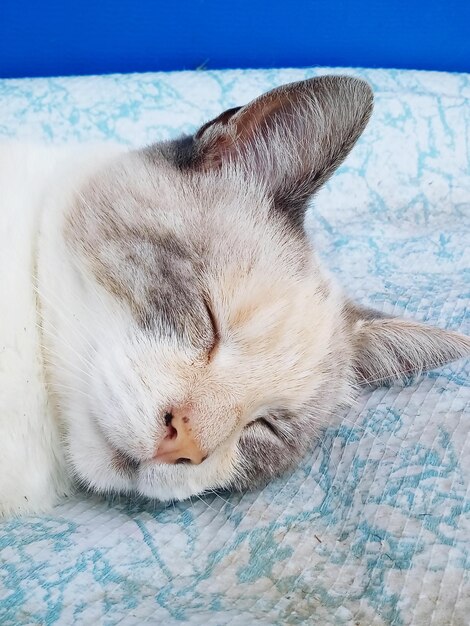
0, 67, 469, 625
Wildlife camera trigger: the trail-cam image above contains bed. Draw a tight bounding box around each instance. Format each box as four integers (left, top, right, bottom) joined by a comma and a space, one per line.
0, 66, 469, 625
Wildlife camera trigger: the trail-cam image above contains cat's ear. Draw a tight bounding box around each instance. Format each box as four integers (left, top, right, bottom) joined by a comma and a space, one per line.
346, 303, 470, 386
193, 76, 373, 225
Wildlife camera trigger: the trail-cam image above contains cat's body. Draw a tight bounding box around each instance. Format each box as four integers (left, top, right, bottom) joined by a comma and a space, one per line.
0, 143, 124, 515
1, 76, 469, 518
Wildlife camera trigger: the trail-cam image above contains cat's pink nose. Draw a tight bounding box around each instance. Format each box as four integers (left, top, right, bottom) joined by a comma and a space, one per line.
154, 409, 206, 465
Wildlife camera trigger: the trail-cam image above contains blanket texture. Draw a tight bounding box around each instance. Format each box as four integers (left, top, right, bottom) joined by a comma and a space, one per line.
0, 67, 469, 626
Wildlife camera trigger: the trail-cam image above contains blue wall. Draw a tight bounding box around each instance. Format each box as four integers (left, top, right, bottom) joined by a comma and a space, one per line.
1, 1, 469, 79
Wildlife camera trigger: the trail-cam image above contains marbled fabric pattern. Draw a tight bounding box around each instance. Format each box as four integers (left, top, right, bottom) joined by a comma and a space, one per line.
0, 67, 469, 626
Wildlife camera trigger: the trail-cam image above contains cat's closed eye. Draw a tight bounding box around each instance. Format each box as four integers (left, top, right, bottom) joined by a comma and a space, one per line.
203, 300, 219, 361
250, 417, 280, 438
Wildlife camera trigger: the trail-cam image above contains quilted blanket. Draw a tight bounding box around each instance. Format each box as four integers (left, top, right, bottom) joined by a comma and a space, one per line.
0, 67, 469, 626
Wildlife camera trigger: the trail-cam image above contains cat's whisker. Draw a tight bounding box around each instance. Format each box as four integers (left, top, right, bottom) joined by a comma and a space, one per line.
206, 489, 234, 508
302, 404, 389, 447
50, 367, 95, 390
36, 322, 96, 372
40, 343, 95, 382
350, 360, 462, 387
195, 493, 218, 513
33, 277, 100, 350
287, 402, 398, 449
47, 382, 95, 401
41, 350, 95, 382
34, 274, 125, 363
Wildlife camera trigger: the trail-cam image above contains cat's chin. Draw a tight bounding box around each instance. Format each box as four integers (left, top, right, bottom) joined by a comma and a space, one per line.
135, 446, 237, 503
83, 455, 197, 502
135, 463, 202, 502
68, 437, 225, 503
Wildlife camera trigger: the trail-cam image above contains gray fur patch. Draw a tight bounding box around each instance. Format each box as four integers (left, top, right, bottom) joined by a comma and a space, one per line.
66, 162, 213, 345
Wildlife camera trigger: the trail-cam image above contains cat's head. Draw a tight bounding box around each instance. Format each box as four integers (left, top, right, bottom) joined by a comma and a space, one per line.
48, 76, 470, 501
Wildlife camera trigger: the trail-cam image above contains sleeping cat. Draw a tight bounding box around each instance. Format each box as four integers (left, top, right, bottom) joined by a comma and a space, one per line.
1, 75, 469, 518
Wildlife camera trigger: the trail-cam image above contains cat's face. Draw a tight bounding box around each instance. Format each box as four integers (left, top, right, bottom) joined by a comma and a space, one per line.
62, 152, 354, 500
45, 76, 470, 502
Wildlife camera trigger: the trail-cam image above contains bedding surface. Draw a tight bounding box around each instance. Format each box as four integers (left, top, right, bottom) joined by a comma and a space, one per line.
0, 67, 469, 626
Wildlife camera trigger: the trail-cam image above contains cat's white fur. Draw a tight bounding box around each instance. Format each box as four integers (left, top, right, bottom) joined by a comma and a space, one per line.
0, 143, 122, 515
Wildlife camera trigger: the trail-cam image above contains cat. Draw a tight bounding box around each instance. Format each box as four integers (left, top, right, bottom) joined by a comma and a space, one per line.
1, 75, 469, 518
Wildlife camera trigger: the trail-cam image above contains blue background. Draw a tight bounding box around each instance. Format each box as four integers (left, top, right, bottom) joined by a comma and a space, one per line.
1, 0, 469, 79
